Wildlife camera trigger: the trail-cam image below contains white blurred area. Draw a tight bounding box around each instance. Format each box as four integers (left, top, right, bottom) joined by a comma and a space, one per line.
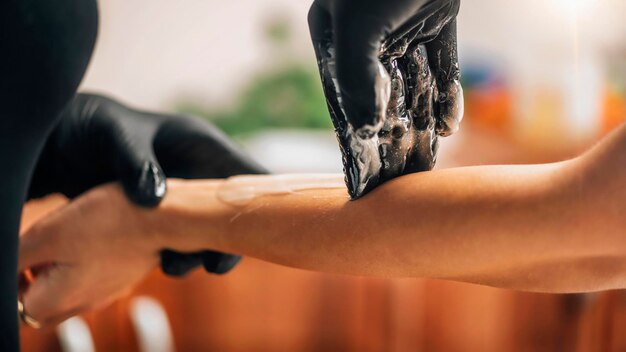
243, 130, 343, 173
80, 0, 626, 172
81, 0, 314, 110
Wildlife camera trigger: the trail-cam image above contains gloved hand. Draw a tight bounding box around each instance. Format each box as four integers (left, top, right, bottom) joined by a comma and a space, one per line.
29, 93, 268, 276
309, 0, 463, 198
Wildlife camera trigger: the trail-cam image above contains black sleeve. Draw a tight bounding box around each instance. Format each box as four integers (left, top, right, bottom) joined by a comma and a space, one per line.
0, 0, 97, 349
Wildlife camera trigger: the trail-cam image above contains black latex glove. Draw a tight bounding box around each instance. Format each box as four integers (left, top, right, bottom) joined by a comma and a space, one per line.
309, 0, 463, 198
29, 93, 268, 276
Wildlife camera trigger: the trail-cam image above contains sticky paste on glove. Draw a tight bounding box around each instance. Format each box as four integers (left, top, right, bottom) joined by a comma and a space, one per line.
217, 174, 346, 206
312, 3, 463, 200
316, 42, 441, 199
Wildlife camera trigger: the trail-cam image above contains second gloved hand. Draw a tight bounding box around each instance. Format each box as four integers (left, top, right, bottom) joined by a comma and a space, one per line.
29, 93, 268, 276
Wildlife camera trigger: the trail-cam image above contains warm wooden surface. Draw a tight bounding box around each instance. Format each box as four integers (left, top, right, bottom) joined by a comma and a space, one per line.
19, 259, 626, 352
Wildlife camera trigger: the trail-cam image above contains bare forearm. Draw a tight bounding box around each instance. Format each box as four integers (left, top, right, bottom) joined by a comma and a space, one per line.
153, 159, 626, 292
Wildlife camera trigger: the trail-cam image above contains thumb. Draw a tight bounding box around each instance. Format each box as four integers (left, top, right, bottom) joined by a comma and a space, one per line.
332, 6, 390, 136
111, 129, 167, 208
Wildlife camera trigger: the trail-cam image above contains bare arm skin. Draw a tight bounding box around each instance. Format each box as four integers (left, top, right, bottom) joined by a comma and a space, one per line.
154, 161, 622, 292
18, 124, 626, 324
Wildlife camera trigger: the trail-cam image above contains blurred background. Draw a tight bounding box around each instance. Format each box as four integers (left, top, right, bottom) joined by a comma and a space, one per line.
21, 0, 626, 351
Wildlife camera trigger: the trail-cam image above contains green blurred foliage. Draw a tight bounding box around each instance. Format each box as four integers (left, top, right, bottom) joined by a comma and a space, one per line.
176, 65, 332, 137
175, 17, 332, 137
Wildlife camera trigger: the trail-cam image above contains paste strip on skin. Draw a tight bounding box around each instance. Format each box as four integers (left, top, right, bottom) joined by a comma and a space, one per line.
217, 174, 347, 206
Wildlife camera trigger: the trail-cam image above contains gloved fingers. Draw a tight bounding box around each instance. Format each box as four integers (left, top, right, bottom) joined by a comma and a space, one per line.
201, 251, 242, 275
162, 250, 242, 276
405, 46, 437, 132
308, 1, 342, 129
424, 4, 463, 137
109, 122, 167, 208
331, 3, 392, 135
382, 0, 455, 53
309, 1, 387, 198
403, 45, 439, 173
120, 157, 166, 207
79, 94, 168, 207
308, 1, 332, 49
386, 0, 462, 137
309, 1, 355, 139
160, 250, 205, 277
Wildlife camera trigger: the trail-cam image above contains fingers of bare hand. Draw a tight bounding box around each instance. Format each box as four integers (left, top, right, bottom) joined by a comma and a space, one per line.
19, 214, 67, 274
19, 207, 78, 325
19, 264, 88, 327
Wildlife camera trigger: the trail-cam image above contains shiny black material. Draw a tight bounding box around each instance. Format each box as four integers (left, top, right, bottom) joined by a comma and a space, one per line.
30, 94, 167, 206
309, 0, 462, 199
31, 93, 268, 277
0, 1, 98, 350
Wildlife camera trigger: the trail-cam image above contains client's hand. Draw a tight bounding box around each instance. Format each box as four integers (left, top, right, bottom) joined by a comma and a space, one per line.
19, 184, 164, 325
30, 93, 267, 276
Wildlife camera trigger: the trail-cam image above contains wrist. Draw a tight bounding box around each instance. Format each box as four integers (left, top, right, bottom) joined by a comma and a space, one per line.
144, 179, 233, 253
